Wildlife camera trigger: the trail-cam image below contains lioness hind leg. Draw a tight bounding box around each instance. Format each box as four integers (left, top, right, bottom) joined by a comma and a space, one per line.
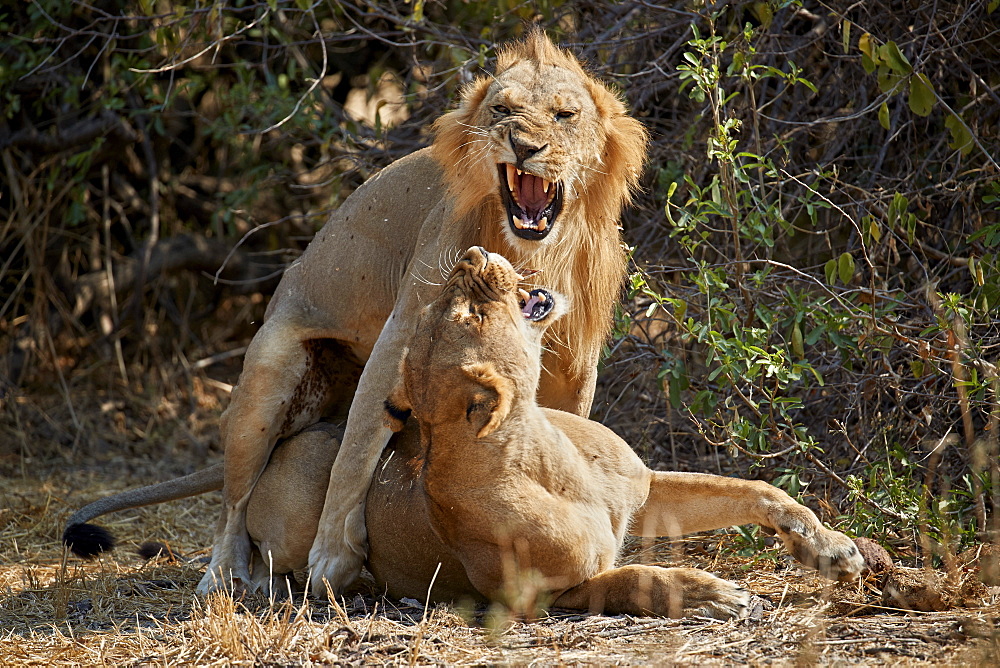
553, 565, 750, 620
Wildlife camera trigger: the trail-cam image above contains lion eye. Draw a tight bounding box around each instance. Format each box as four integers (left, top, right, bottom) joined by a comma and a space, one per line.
555, 109, 577, 120
491, 105, 511, 116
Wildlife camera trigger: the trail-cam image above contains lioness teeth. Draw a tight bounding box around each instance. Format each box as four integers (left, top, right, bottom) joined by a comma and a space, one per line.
518, 288, 531, 304
513, 215, 524, 228
506, 164, 517, 194
543, 180, 550, 194
537, 216, 548, 232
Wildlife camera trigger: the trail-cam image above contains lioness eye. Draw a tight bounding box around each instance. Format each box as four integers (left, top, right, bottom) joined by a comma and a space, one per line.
491, 105, 511, 116
556, 109, 577, 120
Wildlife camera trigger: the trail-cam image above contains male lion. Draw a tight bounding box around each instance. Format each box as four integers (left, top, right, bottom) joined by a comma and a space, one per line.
196, 28, 647, 595
65, 248, 863, 619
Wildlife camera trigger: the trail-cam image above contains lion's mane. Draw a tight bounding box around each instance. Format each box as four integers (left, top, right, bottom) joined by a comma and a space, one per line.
430, 29, 648, 377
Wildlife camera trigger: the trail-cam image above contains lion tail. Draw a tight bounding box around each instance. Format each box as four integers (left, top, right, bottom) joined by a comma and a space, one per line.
63, 463, 224, 559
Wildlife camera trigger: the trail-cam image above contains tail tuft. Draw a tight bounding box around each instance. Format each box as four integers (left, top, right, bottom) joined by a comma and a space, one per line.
137, 541, 176, 561
63, 523, 115, 558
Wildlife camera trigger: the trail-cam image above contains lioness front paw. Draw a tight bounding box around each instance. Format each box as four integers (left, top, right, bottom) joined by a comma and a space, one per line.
779, 525, 864, 582
307, 503, 368, 597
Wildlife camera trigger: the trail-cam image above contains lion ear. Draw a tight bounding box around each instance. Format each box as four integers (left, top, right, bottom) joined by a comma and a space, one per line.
462, 363, 513, 438
384, 382, 412, 433
384, 349, 412, 433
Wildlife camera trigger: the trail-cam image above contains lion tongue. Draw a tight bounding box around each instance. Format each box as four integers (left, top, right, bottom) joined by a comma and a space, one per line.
518, 173, 549, 218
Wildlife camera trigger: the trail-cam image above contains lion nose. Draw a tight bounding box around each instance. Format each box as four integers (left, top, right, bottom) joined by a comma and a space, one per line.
510, 134, 547, 166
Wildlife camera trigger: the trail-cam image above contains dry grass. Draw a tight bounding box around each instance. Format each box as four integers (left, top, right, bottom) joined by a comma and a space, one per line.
3, 405, 999, 667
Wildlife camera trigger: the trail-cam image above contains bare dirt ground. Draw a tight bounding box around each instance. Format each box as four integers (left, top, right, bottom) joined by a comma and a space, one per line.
3, 390, 999, 666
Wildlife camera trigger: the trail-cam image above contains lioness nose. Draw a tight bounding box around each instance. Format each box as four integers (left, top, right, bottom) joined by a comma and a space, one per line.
510, 135, 547, 165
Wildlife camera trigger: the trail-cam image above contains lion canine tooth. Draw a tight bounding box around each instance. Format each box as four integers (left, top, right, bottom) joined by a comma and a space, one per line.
537, 216, 548, 232
517, 168, 523, 176
505, 164, 517, 193
518, 288, 530, 303
542, 179, 550, 194
513, 215, 524, 228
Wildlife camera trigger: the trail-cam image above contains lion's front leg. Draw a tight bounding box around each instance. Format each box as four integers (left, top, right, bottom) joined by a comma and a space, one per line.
630, 471, 863, 582
307, 404, 394, 596
306, 296, 420, 596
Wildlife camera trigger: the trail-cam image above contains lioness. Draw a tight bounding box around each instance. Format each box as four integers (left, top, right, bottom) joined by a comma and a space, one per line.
65, 247, 863, 619
199, 29, 647, 595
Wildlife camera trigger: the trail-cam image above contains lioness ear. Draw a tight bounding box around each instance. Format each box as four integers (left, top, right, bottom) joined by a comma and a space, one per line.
384, 349, 412, 433
384, 382, 412, 433
462, 363, 513, 438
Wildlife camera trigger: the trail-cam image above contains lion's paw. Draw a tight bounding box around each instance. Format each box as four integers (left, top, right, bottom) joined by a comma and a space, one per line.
307, 548, 365, 597
196, 558, 255, 597
779, 524, 864, 582
307, 506, 368, 597
670, 569, 751, 621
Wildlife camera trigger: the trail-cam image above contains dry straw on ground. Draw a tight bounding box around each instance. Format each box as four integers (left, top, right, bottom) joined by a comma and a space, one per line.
2, 443, 998, 666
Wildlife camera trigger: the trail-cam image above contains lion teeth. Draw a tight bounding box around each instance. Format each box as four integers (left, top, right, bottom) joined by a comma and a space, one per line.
505, 164, 517, 193
516, 168, 523, 176
513, 215, 525, 229
537, 216, 548, 232
518, 288, 530, 304
542, 179, 550, 194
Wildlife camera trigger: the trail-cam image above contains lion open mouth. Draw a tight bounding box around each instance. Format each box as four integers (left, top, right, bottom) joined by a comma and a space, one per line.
517, 288, 554, 322
498, 164, 564, 241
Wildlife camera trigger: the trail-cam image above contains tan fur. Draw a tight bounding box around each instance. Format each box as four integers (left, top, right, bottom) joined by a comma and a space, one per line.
198, 29, 649, 596
242, 247, 863, 618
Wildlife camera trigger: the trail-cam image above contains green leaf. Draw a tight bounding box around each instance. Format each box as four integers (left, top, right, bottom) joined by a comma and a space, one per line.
879, 41, 912, 75
945, 113, 974, 155
877, 67, 904, 94
838, 252, 855, 285
904, 213, 918, 244
861, 53, 876, 74
824, 258, 837, 285
842, 20, 852, 55
791, 323, 805, 359
878, 101, 890, 130
908, 73, 935, 117
888, 192, 908, 229
868, 216, 882, 243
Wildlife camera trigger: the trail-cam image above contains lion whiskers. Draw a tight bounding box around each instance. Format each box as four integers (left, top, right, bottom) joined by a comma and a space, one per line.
455, 144, 493, 171
569, 160, 609, 177
455, 121, 490, 136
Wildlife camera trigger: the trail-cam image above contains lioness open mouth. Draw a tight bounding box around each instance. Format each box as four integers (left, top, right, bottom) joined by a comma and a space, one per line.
497, 164, 563, 241
518, 288, 554, 322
